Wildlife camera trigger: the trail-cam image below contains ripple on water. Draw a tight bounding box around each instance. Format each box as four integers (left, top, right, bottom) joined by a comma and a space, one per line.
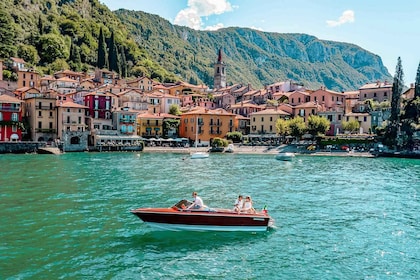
0, 153, 419, 279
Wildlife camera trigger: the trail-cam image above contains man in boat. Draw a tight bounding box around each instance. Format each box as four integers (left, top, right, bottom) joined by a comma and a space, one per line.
187, 192, 204, 209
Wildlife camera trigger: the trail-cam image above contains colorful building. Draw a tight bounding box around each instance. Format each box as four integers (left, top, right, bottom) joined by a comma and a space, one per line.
0, 94, 24, 141
179, 107, 236, 146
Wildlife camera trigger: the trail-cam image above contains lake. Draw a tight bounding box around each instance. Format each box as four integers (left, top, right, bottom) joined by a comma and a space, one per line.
1, 152, 419, 279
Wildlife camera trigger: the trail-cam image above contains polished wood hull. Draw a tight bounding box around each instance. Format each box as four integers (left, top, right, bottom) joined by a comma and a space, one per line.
131, 207, 272, 232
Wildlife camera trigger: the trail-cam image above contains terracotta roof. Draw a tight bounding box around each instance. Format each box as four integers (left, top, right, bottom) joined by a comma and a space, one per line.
294, 102, 321, 108
251, 108, 290, 116
182, 106, 235, 116
359, 82, 392, 90
0, 94, 23, 103
59, 101, 88, 108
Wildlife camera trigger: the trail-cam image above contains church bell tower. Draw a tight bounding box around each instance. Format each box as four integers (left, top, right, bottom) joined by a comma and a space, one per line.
213, 47, 226, 90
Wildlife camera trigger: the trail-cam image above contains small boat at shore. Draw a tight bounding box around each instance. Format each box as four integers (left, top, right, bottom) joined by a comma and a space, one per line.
131, 199, 273, 232
275, 152, 295, 161
191, 151, 210, 159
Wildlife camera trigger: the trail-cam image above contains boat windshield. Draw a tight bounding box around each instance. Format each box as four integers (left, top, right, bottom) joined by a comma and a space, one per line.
173, 199, 193, 210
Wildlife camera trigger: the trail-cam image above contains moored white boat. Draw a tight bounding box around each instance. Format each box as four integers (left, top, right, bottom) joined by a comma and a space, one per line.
131, 199, 273, 232
191, 151, 210, 159
275, 152, 295, 161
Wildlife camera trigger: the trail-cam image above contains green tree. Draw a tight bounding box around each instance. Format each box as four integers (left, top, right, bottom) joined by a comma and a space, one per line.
108, 31, 120, 73
385, 57, 405, 148
275, 118, 290, 136
168, 104, 182, 116
120, 45, 127, 78
341, 119, 360, 134
307, 115, 330, 136
390, 57, 404, 123
37, 34, 69, 64
212, 137, 228, 147
288, 116, 306, 139
17, 44, 40, 65
97, 27, 107, 69
415, 62, 420, 98
226, 131, 242, 143
0, 8, 17, 58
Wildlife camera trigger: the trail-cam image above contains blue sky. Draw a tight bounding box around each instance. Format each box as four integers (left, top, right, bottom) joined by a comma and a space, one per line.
102, 0, 420, 85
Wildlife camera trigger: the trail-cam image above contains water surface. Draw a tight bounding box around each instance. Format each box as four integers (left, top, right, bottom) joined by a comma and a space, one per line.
1, 152, 419, 279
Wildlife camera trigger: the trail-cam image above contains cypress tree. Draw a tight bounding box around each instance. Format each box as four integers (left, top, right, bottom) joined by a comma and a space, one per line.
108, 31, 119, 73
97, 27, 107, 69
38, 16, 44, 35
415, 62, 420, 98
120, 45, 127, 78
390, 57, 404, 123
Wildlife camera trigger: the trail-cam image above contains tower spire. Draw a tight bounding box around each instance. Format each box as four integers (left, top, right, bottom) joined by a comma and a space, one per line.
214, 47, 226, 90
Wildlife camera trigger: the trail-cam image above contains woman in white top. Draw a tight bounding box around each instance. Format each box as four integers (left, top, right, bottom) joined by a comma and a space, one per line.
242, 196, 255, 213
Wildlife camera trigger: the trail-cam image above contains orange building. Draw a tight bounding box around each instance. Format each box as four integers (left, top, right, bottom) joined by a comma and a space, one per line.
179, 107, 237, 146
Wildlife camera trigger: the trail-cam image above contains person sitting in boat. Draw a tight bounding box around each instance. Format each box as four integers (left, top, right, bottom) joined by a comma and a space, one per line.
241, 196, 256, 213
187, 192, 204, 210
234, 195, 244, 213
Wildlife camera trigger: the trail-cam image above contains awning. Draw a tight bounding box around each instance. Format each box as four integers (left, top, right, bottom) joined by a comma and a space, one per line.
11, 133, 19, 140
96, 135, 144, 141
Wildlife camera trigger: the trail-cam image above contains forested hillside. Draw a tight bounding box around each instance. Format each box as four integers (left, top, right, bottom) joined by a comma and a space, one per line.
0, 0, 392, 91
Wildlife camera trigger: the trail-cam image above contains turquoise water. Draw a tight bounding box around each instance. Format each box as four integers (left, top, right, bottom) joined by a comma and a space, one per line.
1, 152, 419, 279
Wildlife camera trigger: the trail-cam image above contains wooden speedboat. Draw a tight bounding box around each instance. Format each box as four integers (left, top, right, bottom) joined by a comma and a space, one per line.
131, 199, 273, 232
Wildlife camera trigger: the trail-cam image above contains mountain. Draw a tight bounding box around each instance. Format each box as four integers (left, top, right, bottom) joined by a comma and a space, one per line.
115, 9, 392, 91
1, 0, 392, 92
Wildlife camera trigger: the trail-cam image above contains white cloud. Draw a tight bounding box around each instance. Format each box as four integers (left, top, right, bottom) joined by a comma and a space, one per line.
326, 10, 355, 27
174, 0, 234, 30
250, 26, 264, 32
204, 23, 225, 31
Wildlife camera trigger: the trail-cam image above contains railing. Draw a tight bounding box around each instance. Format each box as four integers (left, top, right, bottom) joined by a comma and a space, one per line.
36, 128, 56, 133
120, 118, 136, 123
0, 107, 20, 112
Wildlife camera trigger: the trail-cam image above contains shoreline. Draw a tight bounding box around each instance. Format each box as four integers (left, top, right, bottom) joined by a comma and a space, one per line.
143, 145, 376, 157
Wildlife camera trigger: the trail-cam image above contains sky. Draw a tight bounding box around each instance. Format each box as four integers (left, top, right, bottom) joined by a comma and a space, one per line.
101, 0, 420, 85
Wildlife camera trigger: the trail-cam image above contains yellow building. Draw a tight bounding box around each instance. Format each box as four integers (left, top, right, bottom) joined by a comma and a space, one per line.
179, 107, 236, 146
249, 108, 290, 135
25, 92, 58, 141
137, 112, 164, 138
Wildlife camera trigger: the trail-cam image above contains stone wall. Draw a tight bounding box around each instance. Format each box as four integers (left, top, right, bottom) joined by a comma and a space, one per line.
0, 142, 45, 154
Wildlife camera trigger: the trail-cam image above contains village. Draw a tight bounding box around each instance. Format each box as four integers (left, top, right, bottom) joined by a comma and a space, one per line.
0, 49, 417, 153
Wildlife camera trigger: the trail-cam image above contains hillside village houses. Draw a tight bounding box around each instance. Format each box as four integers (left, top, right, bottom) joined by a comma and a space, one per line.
0, 48, 416, 152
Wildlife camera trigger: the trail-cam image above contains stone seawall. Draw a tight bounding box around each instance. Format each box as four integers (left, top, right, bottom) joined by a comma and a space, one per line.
0, 142, 45, 154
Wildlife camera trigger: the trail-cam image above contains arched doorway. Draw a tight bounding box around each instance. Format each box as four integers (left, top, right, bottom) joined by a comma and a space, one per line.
70, 136, 80, 144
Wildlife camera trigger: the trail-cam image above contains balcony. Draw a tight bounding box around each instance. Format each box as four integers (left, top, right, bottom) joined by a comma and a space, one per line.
0, 106, 20, 112
36, 128, 56, 133
120, 118, 135, 123
209, 121, 223, 126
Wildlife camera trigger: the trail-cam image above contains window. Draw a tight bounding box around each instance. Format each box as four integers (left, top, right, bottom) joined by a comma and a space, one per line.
50, 103, 53, 110
67, 116, 70, 123
374, 92, 377, 97
67, 108, 70, 113
49, 111, 53, 117
38, 121, 42, 129
270, 117, 273, 122
322, 96, 325, 101
261, 117, 264, 122
38, 111, 42, 117
364, 116, 367, 122
384, 92, 387, 96
12, 125, 17, 132
0, 112, 2, 121
78, 116, 82, 124
49, 122, 53, 129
